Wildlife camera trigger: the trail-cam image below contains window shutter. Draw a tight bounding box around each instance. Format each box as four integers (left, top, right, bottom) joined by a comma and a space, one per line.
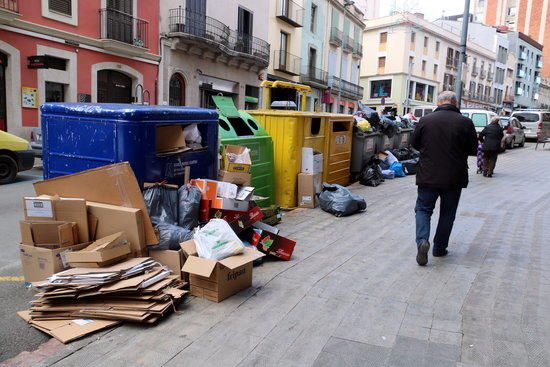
49, 0, 72, 16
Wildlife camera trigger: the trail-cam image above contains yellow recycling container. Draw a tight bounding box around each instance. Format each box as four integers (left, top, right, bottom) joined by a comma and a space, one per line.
248, 110, 353, 208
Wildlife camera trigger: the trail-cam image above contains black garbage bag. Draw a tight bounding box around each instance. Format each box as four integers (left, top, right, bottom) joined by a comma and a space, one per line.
379, 116, 399, 138
360, 168, 382, 187
178, 184, 201, 230
401, 158, 420, 175
143, 185, 178, 226
318, 184, 366, 217
391, 147, 412, 161
150, 223, 193, 251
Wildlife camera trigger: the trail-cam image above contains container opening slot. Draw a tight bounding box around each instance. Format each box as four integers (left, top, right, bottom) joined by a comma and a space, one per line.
228, 117, 254, 136
310, 118, 321, 135
156, 125, 187, 155
219, 119, 231, 131
332, 121, 350, 132
247, 119, 259, 130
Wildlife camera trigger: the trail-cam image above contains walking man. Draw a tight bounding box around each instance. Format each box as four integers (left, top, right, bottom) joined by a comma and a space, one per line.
411, 91, 478, 266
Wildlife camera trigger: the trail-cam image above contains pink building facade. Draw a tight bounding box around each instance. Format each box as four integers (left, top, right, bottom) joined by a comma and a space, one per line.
0, 0, 160, 137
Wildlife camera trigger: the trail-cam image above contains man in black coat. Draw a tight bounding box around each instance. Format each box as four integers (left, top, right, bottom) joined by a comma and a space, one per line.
478, 117, 504, 177
410, 91, 478, 266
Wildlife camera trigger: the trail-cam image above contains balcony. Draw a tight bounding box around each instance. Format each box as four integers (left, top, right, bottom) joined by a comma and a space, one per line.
446, 57, 458, 70
536, 59, 543, 69
471, 66, 479, 77
168, 8, 270, 68
519, 51, 527, 61
329, 27, 343, 47
515, 87, 524, 96
343, 36, 353, 53
328, 76, 364, 100
0, 0, 19, 23
517, 69, 526, 78
535, 76, 541, 84
487, 71, 494, 82
276, 0, 303, 28
480, 69, 486, 79
300, 65, 328, 88
274, 50, 301, 76
352, 42, 363, 58
100, 8, 148, 55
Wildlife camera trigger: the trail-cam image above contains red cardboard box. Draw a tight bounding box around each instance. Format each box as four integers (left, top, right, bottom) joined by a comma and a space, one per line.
210, 206, 264, 234
250, 229, 296, 261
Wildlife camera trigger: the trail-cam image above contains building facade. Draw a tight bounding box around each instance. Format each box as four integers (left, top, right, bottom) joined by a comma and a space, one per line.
475, 0, 550, 78
360, 13, 498, 115
506, 31, 544, 109
0, 0, 160, 137
158, 0, 269, 110
323, 0, 364, 114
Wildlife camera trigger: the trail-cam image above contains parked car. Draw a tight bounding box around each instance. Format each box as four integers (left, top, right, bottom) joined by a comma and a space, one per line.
511, 110, 550, 140
0, 130, 35, 184
499, 117, 526, 148
461, 109, 498, 134
30, 127, 42, 158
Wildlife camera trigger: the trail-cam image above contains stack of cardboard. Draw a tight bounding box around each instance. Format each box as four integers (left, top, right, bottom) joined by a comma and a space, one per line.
19, 257, 187, 343
298, 147, 323, 209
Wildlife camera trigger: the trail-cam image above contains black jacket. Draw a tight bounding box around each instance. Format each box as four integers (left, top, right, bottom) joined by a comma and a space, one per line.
479, 122, 504, 152
411, 104, 478, 189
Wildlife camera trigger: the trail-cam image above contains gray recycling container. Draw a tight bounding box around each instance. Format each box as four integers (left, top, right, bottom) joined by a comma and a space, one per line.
351, 131, 379, 175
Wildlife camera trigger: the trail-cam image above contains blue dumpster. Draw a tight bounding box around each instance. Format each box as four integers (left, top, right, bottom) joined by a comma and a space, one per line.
41, 103, 219, 186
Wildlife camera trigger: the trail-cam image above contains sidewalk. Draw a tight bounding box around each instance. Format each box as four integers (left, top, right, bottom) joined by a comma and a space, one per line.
8, 145, 550, 367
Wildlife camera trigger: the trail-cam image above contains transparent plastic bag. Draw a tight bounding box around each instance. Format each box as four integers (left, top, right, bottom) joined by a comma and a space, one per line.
194, 219, 245, 260
227, 148, 251, 164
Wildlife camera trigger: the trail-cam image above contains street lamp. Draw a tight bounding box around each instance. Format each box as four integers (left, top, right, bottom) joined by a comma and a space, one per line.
455, 0, 471, 106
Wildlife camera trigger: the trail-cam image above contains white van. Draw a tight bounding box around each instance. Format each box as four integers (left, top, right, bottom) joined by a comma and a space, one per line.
461, 109, 498, 133
511, 110, 550, 139
411, 105, 436, 118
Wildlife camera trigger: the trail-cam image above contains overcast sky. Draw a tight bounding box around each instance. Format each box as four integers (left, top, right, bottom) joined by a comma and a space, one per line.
378, 0, 470, 21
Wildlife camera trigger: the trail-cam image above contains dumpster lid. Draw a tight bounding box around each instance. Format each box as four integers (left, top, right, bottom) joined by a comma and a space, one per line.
212, 96, 240, 118
40, 103, 218, 121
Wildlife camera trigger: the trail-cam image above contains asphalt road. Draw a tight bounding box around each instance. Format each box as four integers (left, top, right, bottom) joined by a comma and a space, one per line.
0, 166, 49, 361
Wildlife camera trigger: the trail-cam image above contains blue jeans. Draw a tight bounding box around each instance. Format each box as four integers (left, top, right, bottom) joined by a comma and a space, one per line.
415, 186, 462, 250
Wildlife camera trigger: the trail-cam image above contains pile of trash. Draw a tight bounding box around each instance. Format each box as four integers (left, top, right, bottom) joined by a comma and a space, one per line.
359, 148, 420, 187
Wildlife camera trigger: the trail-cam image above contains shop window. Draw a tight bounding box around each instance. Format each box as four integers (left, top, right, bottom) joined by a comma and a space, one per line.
370, 79, 391, 98
415, 83, 426, 101
427, 86, 435, 103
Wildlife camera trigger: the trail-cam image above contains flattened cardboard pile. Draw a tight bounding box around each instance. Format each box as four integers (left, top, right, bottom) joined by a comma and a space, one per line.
19, 257, 188, 343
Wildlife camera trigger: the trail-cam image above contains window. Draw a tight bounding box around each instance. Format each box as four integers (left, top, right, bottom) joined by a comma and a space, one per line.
378, 57, 386, 74
49, 0, 71, 15
409, 56, 414, 69
434, 64, 438, 75
46, 56, 67, 71
410, 32, 416, 51
370, 79, 391, 98
279, 31, 289, 68
169, 74, 185, 106
408, 81, 414, 99
427, 86, 435, 103
379, 32, 388, 51
421, 60, 426, 72
435, 41, 440, 53
415, 83, 426, 101
471, 113, 488, 127
310, 4, 317, 33
424, 36, 428, 48
45, 82, 65, 102
245, 85, 259, 110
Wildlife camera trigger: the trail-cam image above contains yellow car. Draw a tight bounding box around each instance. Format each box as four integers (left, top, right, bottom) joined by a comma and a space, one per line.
0, 130, 35, 184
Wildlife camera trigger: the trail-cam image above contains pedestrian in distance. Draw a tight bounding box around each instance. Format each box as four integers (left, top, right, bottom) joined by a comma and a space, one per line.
478, 116, 504, 178
410, 91, 478, 266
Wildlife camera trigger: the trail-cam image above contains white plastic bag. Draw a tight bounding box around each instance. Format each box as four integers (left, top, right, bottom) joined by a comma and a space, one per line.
183, 123, 202, 144
384, 150, 399, 165
193, 219, 244, 261
227, 148, 250, 164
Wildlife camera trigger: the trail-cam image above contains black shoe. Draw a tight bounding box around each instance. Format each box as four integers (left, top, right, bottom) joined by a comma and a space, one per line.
487, 174, 493, 178
416, 240, 430, 266
433, 248, 448, 257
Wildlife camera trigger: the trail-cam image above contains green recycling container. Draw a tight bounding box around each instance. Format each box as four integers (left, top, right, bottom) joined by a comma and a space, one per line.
213, 96, 275, 207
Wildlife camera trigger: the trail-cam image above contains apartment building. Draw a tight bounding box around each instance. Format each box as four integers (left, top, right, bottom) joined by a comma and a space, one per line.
507, 31, 544, 109
360, 13, 498, 114
539, 78, 550, 109
474, 0, 550, 78
323, 0, 365, 114
0, 0, 160, 137
158, 0, 269, 110
434, 19, 509, 111
299, 0, 329, 111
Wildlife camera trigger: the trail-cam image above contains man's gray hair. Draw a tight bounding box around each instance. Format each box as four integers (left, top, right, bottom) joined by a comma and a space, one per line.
437, 91, 458, 105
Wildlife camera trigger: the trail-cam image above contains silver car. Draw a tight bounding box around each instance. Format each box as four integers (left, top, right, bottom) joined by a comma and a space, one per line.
499, 117, 526, 149
511, 110, 550, 140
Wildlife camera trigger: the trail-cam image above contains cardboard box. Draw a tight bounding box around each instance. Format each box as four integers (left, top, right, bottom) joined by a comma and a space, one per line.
181, 241, 264, 302
297, 173, 322, 209
211, 206, 264, 234
33, 162, 157, 246
24, 196, 90, 243
211, 197, 249, 212
86, 202, 145, 257
149, 249, 185, 280
65, 232, 131, 267
19, 243, 88, 283
218, 170, 251, 186
191, 179, 238, 200
156, 125, 187, 154
20, 221, 77, 249
236, 186, 255, 201
250, 229, 296, 261
222, 145, 251, 173
301, 147, 323, 174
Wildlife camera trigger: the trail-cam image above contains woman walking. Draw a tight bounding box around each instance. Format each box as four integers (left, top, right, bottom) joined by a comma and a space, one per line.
478, 117, 504, 178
